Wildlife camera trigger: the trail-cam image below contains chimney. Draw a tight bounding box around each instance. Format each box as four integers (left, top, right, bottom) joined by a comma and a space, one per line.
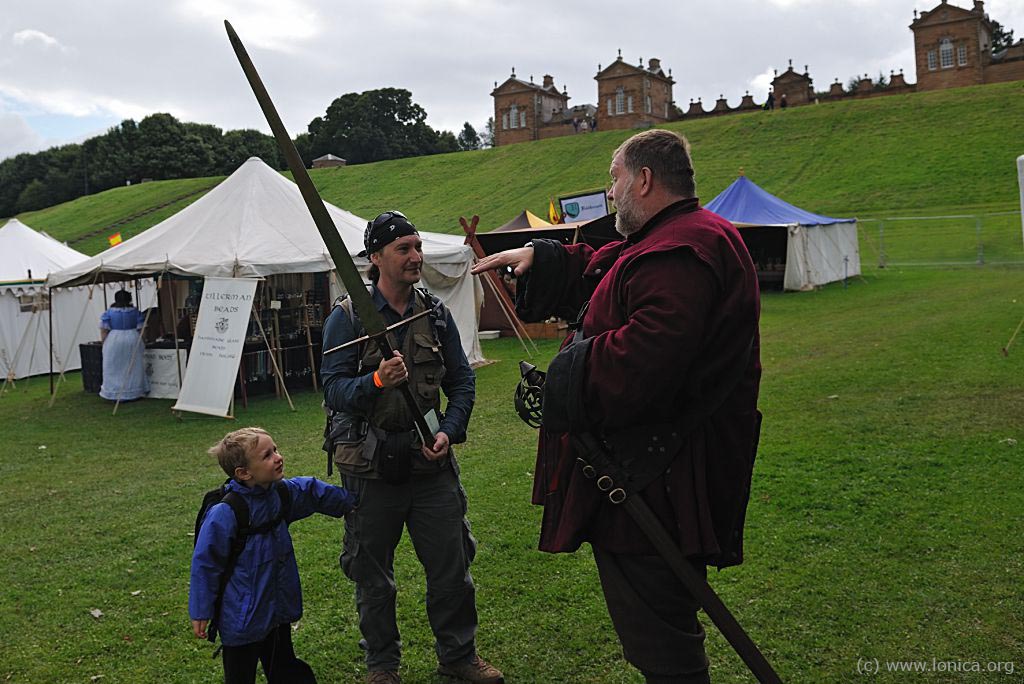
649, 57, 661, 72
543, 74, 554, 88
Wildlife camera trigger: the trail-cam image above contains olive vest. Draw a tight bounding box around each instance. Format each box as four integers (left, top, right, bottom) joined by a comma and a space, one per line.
331, 290, 449, 478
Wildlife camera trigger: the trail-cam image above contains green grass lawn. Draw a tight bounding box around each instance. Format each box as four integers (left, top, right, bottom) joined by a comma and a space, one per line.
12, 82, 1024, 250
2, 264, 1022, 683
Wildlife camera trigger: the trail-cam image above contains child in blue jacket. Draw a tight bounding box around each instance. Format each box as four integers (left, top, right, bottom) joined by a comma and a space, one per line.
190, 426, 355, 684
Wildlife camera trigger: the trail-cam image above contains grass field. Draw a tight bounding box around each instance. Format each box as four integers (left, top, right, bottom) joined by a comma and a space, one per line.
2, 263, 1023, 683
13, 81, 1024, 250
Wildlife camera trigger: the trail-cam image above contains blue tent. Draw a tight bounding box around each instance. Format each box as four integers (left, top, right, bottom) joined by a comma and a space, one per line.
706, 176, 860, 290
706, 176, 853, 226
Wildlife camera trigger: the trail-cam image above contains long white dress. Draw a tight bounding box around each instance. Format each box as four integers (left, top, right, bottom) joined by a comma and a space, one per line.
99, 306, 150, 401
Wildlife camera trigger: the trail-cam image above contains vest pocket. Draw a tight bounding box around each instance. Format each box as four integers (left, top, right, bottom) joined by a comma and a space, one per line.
412, 332, 444, 401
331, 413, 378, 474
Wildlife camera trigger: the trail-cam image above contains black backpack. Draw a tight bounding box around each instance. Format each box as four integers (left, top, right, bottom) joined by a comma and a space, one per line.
193, 479, 292, 649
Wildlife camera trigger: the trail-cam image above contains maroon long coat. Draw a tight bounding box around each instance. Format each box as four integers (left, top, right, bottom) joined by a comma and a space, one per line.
520, 199, 762, 567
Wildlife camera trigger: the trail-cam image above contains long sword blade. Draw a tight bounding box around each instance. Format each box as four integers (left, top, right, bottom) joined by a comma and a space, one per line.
224, 20, 431, 442
224, 20, 381, 334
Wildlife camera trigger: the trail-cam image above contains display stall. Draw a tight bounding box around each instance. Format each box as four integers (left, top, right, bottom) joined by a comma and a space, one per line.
48, 157, 484, 408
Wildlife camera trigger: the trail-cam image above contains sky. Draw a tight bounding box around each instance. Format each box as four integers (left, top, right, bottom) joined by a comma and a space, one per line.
2, 0, 1022, 162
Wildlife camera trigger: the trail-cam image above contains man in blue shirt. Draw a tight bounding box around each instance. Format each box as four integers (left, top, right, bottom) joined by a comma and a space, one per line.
321, 211, 502, 684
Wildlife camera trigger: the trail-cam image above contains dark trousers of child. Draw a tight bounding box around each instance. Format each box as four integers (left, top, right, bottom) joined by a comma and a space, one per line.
221, 623, 317, 684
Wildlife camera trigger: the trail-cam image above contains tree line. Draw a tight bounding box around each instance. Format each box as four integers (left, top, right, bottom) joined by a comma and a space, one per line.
1, 88, 485, 218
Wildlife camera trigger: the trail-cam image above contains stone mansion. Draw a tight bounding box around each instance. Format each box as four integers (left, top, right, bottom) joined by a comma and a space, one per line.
490, 0, 1023, 146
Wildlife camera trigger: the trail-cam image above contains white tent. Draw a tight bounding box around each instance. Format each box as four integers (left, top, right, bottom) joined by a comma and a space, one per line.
0, 219, 156, 380
47, 157, 484, 365
706, 176, 861, 291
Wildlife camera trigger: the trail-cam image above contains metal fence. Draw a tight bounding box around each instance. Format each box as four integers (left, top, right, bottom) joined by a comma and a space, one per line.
857, 211, 1024, 268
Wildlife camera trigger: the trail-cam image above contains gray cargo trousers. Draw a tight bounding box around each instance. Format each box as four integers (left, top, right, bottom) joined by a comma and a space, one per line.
340, 466, 479, 672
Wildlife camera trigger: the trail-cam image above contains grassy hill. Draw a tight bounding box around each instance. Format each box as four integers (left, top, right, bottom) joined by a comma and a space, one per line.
15, 81, 1024, 255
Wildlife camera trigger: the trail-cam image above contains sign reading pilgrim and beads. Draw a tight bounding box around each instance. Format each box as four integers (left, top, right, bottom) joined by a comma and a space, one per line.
172, 277, 258, 417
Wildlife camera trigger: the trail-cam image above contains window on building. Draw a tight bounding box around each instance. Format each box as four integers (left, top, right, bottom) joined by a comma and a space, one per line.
957, 44, 968, 66
502, 113, 509, 130
645, 96, 652, 114
615, 88, 625, 115
607, 98, 613, 116
509, 105, 518, 129
928, 50, 937, 70
520, 111, 526, 128
940, 38, 954, 68
627, 95, 634, 113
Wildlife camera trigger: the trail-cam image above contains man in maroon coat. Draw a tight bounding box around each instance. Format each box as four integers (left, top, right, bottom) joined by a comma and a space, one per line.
473, 129, 762, 683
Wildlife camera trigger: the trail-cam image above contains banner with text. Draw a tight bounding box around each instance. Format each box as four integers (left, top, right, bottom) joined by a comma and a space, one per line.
559, 189, 608, 223
172, 277, 257, 417
144, 348, 187, 400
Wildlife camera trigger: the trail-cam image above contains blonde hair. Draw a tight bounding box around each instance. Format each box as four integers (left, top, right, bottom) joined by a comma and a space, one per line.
209, 426, 270, 478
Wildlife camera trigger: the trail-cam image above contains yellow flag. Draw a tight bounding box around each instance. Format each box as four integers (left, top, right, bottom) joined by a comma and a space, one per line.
108, 232, 122, 246
548, 199, 560, 224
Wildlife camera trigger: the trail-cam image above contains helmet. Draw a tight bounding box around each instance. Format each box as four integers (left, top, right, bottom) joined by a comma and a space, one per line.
514, 361, 545, 428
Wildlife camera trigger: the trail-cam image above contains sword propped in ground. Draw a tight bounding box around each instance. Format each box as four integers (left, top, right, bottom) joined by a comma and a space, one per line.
224, 20, 431, 442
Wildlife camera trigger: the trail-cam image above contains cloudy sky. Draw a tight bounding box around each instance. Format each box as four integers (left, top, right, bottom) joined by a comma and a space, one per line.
2, 0, 1021, 161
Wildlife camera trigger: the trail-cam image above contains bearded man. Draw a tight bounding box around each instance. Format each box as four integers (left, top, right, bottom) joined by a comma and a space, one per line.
473, 129, 762, 683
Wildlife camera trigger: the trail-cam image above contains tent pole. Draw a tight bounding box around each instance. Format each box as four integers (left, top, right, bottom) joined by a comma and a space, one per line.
48, 287, 54, 396
167, 272, 184, 390
481, 272, 532, 357
303, 290, 319, 392
251, 307, 294, 411
460, 215, 537, 355
48, 271, 103, 407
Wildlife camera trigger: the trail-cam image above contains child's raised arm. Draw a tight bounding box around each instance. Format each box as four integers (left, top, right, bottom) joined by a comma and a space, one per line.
284, 476, 356, 522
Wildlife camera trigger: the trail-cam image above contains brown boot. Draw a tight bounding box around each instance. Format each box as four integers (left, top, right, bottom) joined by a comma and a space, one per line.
366, 670, 400, 684
437, 655, 504, 683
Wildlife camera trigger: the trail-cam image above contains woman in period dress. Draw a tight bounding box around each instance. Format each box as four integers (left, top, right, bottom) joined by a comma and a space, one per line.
99, 289, 149, 401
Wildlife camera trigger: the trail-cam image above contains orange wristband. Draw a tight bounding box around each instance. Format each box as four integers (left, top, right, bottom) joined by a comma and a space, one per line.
373, 371, 384, 389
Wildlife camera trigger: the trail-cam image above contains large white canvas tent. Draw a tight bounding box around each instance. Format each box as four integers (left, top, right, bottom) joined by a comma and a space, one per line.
0, 219, 151, 380
706, 176, 861, 291
48, 157, 484, 365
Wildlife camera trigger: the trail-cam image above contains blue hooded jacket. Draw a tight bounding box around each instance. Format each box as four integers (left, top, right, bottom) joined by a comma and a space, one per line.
189, 476, 354, 646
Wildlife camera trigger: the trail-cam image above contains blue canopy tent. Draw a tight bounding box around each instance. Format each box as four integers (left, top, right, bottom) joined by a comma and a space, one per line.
706, 176, 860, 290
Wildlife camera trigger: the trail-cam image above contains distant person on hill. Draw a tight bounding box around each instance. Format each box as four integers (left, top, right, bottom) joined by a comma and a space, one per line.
580, 118, 590, 133
591, 114, 598, 131
472, 129, 763, 683
764, 91, 775, 111
98, 289, 149, 401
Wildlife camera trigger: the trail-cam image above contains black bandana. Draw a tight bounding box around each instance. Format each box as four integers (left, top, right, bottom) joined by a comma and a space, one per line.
360, 210, 418, 257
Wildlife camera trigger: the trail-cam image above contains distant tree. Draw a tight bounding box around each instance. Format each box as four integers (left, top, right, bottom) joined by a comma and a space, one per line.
307, 88, 453, 164
293, 132, 313, 168
218, 129, 284, 173
457, 122, 482, 151
82, 119, 141, 189
437, 130, 459, 153
990, 20, 1015, 53
847, 75, 863, 93
479, 118, 494, 148
15, 179, 51, 213
874, 71, 889, 91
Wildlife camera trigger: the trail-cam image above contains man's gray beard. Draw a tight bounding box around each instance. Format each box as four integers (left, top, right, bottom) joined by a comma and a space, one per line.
615, 208, 643, 237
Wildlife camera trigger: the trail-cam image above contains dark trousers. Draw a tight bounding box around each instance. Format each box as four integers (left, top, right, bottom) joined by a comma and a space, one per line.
593, 547, 711, 684
340, 469, 479, 671
221, 623, 316, 684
